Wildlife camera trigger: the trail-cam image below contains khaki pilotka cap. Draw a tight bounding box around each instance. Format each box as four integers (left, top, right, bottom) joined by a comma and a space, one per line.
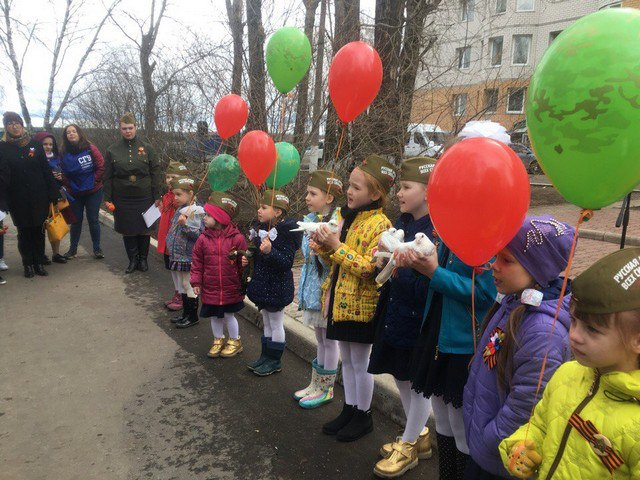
260, 189, 290, 212
308, 170, 343, 197
119, 112, 136, 125
208, 191, 240, 219
358, 154, 396, 193
401, 157, 437, 184
166, 161, 190, 176
572, 247, 640, 314
170, 176, 195, 191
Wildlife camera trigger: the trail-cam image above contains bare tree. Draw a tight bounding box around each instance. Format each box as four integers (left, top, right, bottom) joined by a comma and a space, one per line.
245, 0, 267, 132
226, 0, 244, 95
309, 0, 327, 148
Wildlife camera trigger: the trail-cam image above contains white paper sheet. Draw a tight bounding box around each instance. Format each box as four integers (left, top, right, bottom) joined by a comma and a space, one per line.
0, 211, 6, 222
142, 204, 161, 227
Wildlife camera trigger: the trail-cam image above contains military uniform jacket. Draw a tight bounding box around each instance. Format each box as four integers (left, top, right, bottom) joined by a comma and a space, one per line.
103, 137, 163, 202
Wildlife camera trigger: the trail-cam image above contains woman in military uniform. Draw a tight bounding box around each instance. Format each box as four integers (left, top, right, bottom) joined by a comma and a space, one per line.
104, 113, 163, 273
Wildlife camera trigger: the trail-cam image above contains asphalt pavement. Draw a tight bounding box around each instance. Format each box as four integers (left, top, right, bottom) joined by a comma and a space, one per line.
0, 221, 438, 480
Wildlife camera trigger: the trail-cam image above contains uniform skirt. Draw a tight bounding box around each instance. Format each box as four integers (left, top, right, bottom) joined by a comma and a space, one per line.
200, 301, 245, 318
113, 193, 154, 235
368, 311, 414, 380
326, 319, 375, 344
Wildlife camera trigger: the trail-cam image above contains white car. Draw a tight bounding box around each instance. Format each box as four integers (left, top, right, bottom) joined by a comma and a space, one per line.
404, 124, 446, 158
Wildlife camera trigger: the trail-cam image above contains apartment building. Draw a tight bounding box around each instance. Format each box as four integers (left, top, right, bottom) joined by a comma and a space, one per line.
411, 0, 635, 141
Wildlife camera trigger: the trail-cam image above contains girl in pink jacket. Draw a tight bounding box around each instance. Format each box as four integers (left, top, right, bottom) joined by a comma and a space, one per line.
190, 191, 247, 358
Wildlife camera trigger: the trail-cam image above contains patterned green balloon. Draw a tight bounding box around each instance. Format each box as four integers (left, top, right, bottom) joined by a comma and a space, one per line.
266, 27, 312, 94
207, 154, 240, 192
266, 142, 300, 189
526, 8, 640, 209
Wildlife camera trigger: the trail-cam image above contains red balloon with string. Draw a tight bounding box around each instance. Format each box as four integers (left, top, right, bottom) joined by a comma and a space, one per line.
238, 130, 277, 186
428, 137, 530, 266
328, 41, 383, 123
214, 94, 249, 140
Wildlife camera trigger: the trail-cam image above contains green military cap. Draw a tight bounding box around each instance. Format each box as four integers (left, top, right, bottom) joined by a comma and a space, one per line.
260, 188, 289, 212
358, 154, 396, 193
208, 191, 240, 219
572, 247, 640, 314
170, 176, 195, 191
166, 161, 189, 176
401, 156, 437, 184
119, 112, 136, 125
308, 170, 343, 197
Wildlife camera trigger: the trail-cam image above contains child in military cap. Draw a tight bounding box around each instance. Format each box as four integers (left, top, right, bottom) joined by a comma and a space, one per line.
190, 191, 248, 359
293, 170, 343, 409
165, 176, 204, 329
245, 189, 303, 377
160, 161, 191, 310
501, 247, 640, 480
312, 155, 394, 441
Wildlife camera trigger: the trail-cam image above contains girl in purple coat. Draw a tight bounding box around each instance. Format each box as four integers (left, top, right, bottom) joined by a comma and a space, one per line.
462, 215, 575, 479
190, 191, 247, 359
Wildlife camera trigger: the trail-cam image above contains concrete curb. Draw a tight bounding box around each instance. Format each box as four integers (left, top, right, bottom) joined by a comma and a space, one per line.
580, 229, 640, 247
98, 208, 407, 425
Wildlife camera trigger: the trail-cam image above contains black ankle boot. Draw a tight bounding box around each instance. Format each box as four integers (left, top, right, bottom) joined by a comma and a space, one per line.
336, 408, 373, 442
171, 294, 189, 323
123, 236, 138, 274
23, 265, 35, 278
33, 264, 48, 276
176, 297, 199, 329
437, 433, 459, 480
322, 403, 356, 435
137, 235, 150, 272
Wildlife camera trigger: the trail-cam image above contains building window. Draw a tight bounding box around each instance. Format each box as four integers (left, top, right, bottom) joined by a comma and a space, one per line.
461, 0, 474, 21
484, 89, 498, 113
457, 46, 471, 69
489, 37, 503, 66
507, 88, 526, 113
454, 94, 468, 116
549, 30, 562, 45
516, 0, 535, 11
512, 35, 532, 65
496, 0, 507, 13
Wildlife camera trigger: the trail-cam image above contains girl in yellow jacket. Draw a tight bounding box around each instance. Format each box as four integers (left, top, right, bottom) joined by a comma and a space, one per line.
313, 154, 395, 442
500, 247, 640, 480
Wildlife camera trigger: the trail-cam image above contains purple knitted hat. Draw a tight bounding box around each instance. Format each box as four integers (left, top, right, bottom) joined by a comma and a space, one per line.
506, 214, 575, 288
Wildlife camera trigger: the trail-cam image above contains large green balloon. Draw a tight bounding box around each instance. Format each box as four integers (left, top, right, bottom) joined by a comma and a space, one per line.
266, 142, 300, 189
526, 8, 640, 210
207, 154, 240, 192
266, 27, 312, 94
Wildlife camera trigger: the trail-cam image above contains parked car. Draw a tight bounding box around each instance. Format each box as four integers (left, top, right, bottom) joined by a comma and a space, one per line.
404, 124, 446, 158
510, 142, 542, 174
302, 141, 323, 171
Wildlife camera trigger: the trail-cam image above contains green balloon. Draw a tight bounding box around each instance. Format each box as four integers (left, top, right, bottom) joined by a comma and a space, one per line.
207, 154, 240, 192
526, 8, 640, 210
266, 142, 300, 189
266, 27, 312, 94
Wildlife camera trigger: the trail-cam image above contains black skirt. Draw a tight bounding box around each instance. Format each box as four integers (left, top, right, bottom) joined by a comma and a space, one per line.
326, 319, 375, 344
408, 293, 472, 408
368, 338, 413, 380
200, 301, 245, 318
113, 194, 154, 235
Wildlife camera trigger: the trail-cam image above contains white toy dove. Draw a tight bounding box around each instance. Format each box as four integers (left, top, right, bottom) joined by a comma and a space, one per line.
291, 218, 340, 235
375, 232, 436, 284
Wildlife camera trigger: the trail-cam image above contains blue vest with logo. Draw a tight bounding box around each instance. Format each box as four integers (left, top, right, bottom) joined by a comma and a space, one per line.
62, 148, 95, 193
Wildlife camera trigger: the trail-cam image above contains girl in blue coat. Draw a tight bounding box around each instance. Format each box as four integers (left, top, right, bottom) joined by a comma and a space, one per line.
245, 189, 302, 377
369, 157, 437, 478
396, 234, 496, 479
462, 215, 574, 479
293, 171, 342, 408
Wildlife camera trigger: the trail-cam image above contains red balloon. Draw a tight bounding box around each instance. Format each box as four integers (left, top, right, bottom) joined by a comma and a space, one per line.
238, 130, 277, 186
214, 94, 248, 140
428, 138, 530, 266
328, 41, 383, 123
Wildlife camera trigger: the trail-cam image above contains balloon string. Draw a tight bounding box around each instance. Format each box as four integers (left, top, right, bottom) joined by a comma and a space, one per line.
193, 140, 224, 202
279, 94, 287, 141
326, 122, 346, 198
471, 268, 477, 354
522, 208, 593, 442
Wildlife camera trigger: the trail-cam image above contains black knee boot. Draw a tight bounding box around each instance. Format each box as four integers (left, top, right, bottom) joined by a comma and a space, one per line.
437, 433, 459, 480
171, 294, 189, 323
123, 236, 138, 274
176, 296, 200, 328
137, 235, 150, 272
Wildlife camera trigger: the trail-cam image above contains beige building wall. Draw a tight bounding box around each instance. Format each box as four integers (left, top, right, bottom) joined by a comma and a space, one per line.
412, 0, 629, 136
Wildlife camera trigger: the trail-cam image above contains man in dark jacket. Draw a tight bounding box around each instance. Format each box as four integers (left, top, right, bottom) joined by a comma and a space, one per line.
0, 112, 60, 277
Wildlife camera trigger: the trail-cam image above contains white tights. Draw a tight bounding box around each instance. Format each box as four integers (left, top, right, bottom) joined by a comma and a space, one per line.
431, 394, 469, 454
171, 271, 196, 298
395, 379, 432, 443
339, 341, 374, 411
209, 313, 240, 339
261, 310, 285, 343
314, 327, 339, 371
